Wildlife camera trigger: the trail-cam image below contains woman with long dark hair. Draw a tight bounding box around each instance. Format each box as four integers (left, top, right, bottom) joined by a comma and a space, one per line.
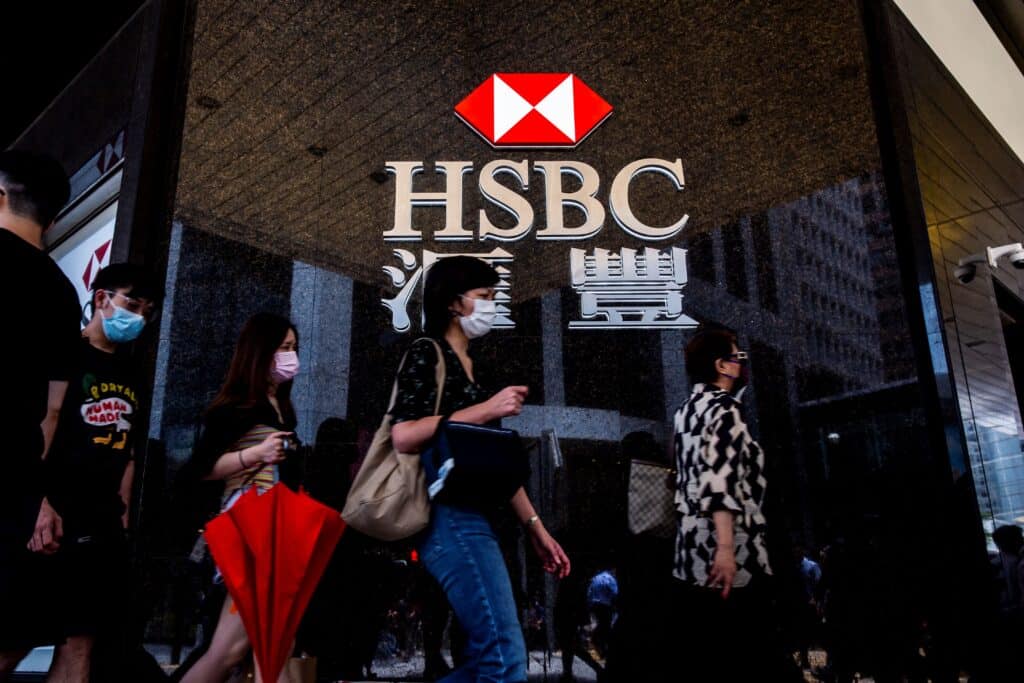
390, 256, 571, 683
181, 312, 300, 683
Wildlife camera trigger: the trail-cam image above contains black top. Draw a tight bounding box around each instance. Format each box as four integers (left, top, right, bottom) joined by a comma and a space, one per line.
0, 229, 80, 540
391, 338, 488, 424
188, 399, 296, 479
390, 338, 521, 527
47, 339, 141, 537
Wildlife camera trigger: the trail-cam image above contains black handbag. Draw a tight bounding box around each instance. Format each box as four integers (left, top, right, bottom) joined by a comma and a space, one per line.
422, 418, 529, 510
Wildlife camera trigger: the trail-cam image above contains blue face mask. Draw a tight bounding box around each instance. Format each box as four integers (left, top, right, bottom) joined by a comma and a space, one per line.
101, 304, 146, 343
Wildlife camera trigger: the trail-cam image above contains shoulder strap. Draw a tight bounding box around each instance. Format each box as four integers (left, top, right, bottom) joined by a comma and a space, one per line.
384, 337, 448, 415
425, 338, 447, 416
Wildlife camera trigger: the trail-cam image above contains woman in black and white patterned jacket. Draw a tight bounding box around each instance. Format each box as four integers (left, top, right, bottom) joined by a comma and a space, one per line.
670, 327, 784, 682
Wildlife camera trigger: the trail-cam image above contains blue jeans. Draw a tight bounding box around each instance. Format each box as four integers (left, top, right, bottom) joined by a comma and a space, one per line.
418, 504, 527, 683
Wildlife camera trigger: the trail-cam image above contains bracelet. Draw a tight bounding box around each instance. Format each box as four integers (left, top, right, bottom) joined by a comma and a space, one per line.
525, 515, 540, 528
238, 449, 248, 469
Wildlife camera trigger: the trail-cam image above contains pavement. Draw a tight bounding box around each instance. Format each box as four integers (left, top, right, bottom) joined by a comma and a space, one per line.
13, 646, 872, 682
13, 647, 600, 682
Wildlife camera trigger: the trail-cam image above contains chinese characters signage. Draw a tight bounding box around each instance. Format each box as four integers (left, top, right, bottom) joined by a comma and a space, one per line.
569, 247, 696, 328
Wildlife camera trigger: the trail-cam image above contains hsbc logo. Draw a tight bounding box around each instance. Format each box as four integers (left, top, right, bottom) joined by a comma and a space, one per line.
380, 71, 696, 331
382, 71, 687, 242
455, 73, 613, 148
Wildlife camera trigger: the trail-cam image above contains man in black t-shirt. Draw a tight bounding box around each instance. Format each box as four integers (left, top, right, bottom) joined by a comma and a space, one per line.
0, 151, 80, 679
42, 263, 161, 682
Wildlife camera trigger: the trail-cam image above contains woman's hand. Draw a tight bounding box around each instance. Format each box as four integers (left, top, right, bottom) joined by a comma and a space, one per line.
393, 386, 528, 453
707, 545, 737, 598
248, 431, 293, 465
483, 386, 529, 420
528, 521, 571, 579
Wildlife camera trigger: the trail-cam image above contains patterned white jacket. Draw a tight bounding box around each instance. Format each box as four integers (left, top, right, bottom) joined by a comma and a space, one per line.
673, 383, 771, 587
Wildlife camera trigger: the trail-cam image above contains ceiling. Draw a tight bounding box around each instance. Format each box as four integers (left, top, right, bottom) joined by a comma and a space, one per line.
174, 0, 885, 297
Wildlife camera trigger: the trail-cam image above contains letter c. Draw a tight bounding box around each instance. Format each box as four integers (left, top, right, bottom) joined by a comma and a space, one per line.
609, 158, 689, 240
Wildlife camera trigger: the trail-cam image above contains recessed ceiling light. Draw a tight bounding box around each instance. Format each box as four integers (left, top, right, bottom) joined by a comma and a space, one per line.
728, 109, 751, 127
196, 95, 222, 110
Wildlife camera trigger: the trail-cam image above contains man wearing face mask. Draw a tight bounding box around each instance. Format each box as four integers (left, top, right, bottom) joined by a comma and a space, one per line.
37, 263, 161, 682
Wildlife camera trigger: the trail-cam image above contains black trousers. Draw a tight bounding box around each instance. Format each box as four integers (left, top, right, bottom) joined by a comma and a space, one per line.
667, 578, 801, 683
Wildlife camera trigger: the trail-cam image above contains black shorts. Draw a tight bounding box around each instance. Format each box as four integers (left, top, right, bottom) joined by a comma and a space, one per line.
0, 537, 63, 651
53, 532, 129, 638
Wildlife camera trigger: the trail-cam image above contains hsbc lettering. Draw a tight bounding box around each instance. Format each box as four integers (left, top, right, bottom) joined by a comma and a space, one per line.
382, 158, 688, 243
379, 72, 698, 331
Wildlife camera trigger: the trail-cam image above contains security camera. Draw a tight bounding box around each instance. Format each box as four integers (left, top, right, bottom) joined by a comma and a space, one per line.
1009, 249, 1024, 270
955, 250, 990, 284
986, 242, 1024, 268
954, 264, 977, 284
954, 243, 1024, 284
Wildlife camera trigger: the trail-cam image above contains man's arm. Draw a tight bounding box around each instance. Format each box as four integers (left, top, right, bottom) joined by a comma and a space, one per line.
119, 459, 135, 529
39, 380, 68, 460
28, 498, 63, 554
29, 380, 69, 554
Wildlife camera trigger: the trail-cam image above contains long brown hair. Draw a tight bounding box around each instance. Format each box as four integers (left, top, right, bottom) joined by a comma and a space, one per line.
208, 312, 298, 425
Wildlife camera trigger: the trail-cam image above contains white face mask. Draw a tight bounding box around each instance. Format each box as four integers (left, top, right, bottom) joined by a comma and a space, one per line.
458, 295, 497, 339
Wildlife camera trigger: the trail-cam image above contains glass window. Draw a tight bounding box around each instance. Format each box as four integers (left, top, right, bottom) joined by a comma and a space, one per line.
134, 1, 958, 680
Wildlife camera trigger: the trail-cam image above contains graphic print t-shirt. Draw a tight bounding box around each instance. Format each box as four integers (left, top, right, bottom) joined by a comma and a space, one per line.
48, 340, 140, 536
0, 229, 80, 540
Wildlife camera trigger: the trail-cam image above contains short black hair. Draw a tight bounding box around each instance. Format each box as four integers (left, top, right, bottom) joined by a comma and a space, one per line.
684, 326, 738, 385
91, 263, 164, 306
422, 256, 500, 338
0, 150, 70, 228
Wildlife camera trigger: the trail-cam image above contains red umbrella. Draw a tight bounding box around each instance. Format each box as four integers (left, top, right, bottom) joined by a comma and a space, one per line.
204, 483, 345, 682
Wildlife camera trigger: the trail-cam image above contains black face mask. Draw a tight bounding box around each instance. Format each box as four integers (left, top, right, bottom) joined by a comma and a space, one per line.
721, 364, 750, 396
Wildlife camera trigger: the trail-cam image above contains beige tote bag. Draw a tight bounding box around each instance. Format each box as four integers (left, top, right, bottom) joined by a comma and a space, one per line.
342, 339, 444, 541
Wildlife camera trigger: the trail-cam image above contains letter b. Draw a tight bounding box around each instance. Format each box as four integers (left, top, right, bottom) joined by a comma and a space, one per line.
534, 161, 605, 240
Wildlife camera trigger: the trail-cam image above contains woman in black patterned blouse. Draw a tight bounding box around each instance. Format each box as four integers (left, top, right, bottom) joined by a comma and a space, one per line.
671, 327, 782, 682
390, 256, 570, 683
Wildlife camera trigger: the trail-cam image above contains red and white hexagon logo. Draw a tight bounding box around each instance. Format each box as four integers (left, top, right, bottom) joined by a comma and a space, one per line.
455, 73, 613, 148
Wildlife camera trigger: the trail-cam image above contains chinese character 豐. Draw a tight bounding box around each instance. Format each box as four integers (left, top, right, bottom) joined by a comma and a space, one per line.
382, 248, 515, 333
569, 246, 698, 329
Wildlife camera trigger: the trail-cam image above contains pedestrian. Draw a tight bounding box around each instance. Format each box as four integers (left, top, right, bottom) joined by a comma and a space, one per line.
791, 543, 823, 670
178, 312, 299, 683
670, 327, 793, 682
992, 525, 1024, 676
389, 255, 571, 683
605, 431, 675, 681
585, 569, 618, 663
39, 263, 161, 681
993, 525, 1024, 619
0, 150, 81, 681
